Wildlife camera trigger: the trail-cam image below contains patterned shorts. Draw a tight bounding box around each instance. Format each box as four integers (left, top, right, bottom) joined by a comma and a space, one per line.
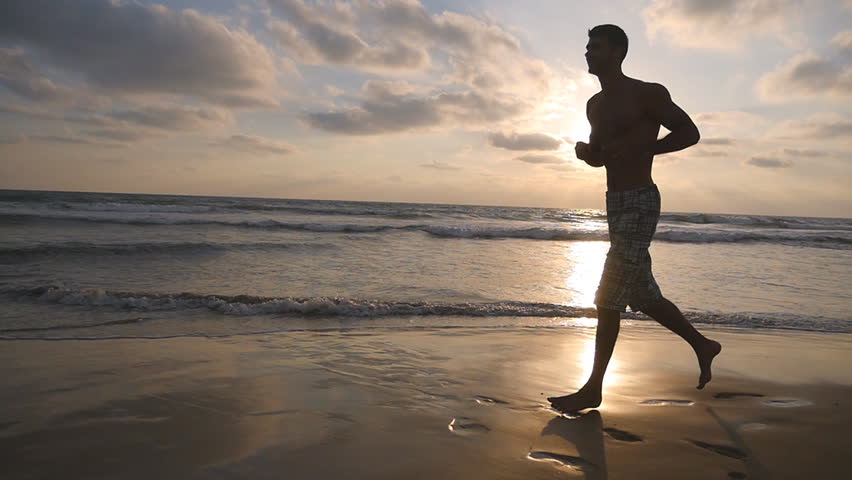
594, 184, 663, 313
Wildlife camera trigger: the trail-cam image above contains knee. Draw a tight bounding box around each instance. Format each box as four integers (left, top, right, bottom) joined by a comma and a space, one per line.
596, 307, 621, 321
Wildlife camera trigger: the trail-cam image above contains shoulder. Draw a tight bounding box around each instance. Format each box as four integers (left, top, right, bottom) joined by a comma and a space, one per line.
586, 92, 602, 112
586, 92, 602, 105
639, 81, 671, 101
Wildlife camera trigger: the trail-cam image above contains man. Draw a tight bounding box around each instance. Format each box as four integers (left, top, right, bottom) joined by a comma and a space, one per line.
548, 24, 722, 413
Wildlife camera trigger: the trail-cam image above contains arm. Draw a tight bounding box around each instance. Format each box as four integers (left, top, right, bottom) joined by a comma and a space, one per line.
575, 97, 607, 167
645, 83, 700, 155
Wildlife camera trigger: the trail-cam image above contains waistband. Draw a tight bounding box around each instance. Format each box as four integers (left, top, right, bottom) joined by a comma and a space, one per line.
605, 183, 658, 199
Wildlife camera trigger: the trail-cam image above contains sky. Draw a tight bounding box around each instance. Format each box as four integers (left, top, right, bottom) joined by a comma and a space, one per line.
1, 0, 851, 217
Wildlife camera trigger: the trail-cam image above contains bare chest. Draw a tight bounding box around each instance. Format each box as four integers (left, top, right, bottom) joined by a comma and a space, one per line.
589, 94, 646, 140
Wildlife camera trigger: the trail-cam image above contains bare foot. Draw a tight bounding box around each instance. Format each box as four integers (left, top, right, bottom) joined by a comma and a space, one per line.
547, 387, 602, 413
696, 339, 722, 389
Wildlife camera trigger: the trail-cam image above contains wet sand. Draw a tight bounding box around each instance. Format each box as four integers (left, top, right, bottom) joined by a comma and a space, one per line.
1, 323, 851, 479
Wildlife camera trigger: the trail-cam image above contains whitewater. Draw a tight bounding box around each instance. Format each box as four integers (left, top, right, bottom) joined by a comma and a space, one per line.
1, 189, 850, 339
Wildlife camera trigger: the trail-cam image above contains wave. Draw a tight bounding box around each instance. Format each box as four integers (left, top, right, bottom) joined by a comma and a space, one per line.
0, 241, 336, 259
660, 213, 852, 231
2, 212, 850, 247
3, 286, 849, 334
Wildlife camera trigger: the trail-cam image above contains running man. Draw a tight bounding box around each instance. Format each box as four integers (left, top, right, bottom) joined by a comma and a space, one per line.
548, 24, 722, 413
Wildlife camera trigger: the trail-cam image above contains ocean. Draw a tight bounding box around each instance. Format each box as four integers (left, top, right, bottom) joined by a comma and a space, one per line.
1, 188, 850, 339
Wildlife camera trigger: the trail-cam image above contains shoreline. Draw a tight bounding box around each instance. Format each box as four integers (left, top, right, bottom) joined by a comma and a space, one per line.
2, 325, 851, 479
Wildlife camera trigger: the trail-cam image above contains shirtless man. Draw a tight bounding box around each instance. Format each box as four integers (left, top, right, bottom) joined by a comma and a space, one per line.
548, 24, 722, 413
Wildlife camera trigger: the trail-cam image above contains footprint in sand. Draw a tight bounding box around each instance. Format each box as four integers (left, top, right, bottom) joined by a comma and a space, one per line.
763, 399, 813, 408
603, 427, 643, 442
714, 392, 765, 399
737, 422, 768, 432
473, 395, 510, 405
527, 451, 597, 472
640, 399, 695, 406
447, 417, 490, 435
689, 440, 748, 460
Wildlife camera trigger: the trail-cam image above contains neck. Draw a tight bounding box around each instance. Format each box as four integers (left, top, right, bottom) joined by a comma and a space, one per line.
597, 68, 627, 91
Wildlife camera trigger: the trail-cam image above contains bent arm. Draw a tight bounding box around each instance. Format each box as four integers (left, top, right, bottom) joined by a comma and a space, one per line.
579, 98, 607, 167
645, 84, 700, 155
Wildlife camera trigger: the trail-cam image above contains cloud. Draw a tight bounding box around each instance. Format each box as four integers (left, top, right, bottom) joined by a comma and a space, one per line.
832, 30, 852, 54
0, 48, 110, 110
515, 154, 566, 164
50, 104, 235, 144
0, 0, 280, 108
210, 134, 297, 156
273, 0, 555, 135
109, 105, 233, 131
769, 113, 852, 139
693, 110, 771, 138
643, 0, 804, 50
267, 0, 430, 72
488, 132, 562, 151
83, 129, 159, 143
268, 0, 545, 93
304, 80, 529, 135
782, 148, 829, 157
701, 137, 734, 145
544, 163, 578, 171
746, 156, 793, 168
0, 133, 123, 147
0, 101, 63, 120
756, 51, 852, 101
419, 160, 462, 170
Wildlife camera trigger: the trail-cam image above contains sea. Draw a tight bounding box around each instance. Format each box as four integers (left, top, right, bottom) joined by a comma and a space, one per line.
1, 189, 850, 339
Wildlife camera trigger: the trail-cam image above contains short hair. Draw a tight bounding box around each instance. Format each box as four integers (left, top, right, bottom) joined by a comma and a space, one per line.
588, 24, 628, 62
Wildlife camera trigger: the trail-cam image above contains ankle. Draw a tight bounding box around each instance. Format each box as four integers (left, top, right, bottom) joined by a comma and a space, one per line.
581, 383, 603, 396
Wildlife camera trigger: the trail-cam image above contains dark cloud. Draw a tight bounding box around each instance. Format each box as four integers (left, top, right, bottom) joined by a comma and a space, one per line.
304, 80, 529, 135
0, 0, 280, 108
757, 51, 852, 101
210, 134, 296, 156
747, 156, 793, 168
0, 102, 62, 120
515, 154, 566, 164
267, 0, 429, 72
111, 106, 233, 131
488, 132, 562, 151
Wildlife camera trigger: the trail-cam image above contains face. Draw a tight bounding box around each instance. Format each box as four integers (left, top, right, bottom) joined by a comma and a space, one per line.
585, 36, 620, 76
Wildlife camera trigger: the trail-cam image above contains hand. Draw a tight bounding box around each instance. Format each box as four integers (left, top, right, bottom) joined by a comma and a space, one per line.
574, 141, 591, 161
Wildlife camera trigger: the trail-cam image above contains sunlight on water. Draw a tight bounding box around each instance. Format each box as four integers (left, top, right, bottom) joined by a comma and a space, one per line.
563, 241, 609, 308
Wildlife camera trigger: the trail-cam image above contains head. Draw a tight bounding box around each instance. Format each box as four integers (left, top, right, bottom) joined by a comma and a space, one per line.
586, 24, 628, 76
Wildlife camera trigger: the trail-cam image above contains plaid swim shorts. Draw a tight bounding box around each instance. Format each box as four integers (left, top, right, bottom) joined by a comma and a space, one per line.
594, 183, 664, 313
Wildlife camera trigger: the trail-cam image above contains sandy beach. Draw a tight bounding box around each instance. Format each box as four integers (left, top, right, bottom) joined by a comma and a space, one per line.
2, 323, 851, 479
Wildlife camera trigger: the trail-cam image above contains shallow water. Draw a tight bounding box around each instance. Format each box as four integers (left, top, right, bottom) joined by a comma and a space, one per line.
1, 189, 850, 338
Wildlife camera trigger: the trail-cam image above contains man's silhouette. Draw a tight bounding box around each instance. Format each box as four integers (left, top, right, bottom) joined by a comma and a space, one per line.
548, 24, 722, 413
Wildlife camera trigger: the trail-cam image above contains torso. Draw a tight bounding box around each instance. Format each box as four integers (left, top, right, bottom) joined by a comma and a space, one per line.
588, 78, 661, 192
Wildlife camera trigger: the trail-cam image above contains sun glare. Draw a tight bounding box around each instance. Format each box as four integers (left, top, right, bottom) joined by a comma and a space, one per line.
563, 241, 609, 308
